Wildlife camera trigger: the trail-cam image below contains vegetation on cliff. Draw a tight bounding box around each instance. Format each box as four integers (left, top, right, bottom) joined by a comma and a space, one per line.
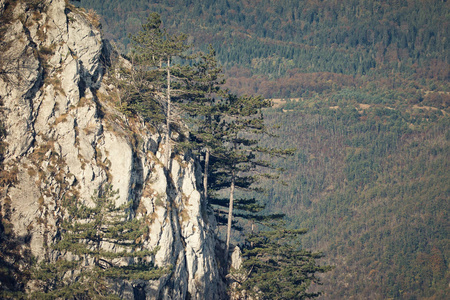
31, 185, 166, 299
1, 0, 447, 298
122, 14, 331, 298
75, 0, 450, 298
1, 1, 331, 298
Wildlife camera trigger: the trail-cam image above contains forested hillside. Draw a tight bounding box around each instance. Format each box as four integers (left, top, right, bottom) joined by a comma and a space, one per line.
78, 0, 449, 298
80, 0, 449, 98
259, 93, 449, 298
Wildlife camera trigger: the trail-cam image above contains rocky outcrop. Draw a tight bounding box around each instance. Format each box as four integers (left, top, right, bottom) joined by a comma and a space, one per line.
0, 0, 224, 298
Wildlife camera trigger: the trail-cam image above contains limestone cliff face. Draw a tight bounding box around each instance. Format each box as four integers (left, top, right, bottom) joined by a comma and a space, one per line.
0, 0, 224, 298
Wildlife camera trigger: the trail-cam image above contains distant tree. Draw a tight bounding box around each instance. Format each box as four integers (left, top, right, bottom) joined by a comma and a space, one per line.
31, 184, 166, 299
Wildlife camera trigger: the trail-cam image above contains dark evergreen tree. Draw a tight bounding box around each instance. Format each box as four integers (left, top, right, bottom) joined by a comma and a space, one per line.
175, 48, 290, 257
130, 13, 191, 169
0, 202, 32, 300
31, 184, 166, 299
179, 45, 225, 202
207, 93, 292, 259
113, 48, 166, 127
236, 225, 332, 299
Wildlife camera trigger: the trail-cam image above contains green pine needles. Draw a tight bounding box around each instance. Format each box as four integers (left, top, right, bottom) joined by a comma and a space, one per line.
129, 12, 191, 169
236, 227, 333, 300
77, 11, 330, 299
31, 184, 166, 299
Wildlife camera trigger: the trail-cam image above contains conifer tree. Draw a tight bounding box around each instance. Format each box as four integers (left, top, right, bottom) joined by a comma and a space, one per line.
0, 215, 32, 299
236, 224, 333, 300
130, 13, 191, 169
180, 45, 225, 202
179, 49, 291, 251
208, 93, 276, 260
113, 50, 166, 126
31, 184, 166, 299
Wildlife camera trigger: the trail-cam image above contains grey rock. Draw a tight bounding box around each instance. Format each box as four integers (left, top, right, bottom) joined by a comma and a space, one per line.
0, 0, 225, 299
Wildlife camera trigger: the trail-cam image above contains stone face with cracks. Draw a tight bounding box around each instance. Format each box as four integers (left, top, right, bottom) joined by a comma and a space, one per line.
0, 0, 225, 298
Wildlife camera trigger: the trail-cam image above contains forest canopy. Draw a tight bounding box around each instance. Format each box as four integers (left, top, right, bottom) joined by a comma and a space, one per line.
79, 0, 449, 97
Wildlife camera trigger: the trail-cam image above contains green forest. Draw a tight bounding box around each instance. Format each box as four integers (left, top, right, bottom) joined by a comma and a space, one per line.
79, 0, 449, 97
78, 0, 450, 298
260, 94, 449, 298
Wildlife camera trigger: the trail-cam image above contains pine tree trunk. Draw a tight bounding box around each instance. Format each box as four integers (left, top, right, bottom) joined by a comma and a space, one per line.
203, 148, 210, 202
203, 108, 213, 202
165, 58, 171, 169
225, 169, 235, 262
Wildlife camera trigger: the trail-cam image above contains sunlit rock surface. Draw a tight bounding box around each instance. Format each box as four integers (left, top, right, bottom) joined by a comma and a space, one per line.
0, 0, 224, 298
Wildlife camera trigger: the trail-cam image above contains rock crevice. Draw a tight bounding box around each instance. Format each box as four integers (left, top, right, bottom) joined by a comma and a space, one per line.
0, 0, 224, 298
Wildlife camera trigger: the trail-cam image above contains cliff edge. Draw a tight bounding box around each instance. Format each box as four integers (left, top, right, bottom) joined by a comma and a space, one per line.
0, 0, 224, 298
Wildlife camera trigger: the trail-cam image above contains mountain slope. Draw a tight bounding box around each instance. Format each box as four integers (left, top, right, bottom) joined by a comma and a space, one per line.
0, 0, 224, 298
259, 95, 449, 298
70, 0, 450, 298
79, 0, 449, 97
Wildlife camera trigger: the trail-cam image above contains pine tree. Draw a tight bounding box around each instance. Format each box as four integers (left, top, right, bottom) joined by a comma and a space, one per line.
179, 45, 225, 202
235, 225, 333, 300
31, 184, 166, 299
177, 50, 294, 259
130, 13, 191, 169
207, 93, 287, 260
113, 50, 166, 126
0, 215, 32, 299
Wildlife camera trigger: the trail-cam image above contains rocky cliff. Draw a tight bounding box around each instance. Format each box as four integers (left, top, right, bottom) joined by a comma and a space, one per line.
0, 0, 224, 298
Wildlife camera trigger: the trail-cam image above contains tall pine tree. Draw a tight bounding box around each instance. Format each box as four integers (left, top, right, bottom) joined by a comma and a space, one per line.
179, 45, 225, 202
208, 93, 273, 260
130, 13, 191, 169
